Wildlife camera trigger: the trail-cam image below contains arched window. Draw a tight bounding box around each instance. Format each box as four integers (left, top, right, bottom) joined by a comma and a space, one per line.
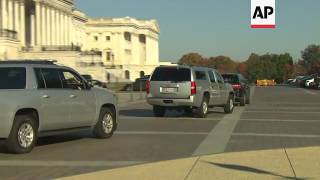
125, 70, 130, 80
107, 73, 111, 81
140, 71, 145, 77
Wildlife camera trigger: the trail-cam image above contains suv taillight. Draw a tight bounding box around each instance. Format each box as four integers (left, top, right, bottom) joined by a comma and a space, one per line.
146, 80, 151, 94
232, 84, 241, 90
191, 81, 197, 95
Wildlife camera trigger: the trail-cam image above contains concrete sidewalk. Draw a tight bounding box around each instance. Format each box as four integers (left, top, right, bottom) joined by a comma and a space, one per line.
60, 146, 319, 180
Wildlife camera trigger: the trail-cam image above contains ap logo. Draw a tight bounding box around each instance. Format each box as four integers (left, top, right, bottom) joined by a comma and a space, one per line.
251, 0, 276, 28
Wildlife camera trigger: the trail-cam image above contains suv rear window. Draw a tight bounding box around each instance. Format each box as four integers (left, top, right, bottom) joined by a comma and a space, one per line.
222, 74, 239, 84
0, 68, 26, 89
151, 67, 191, 82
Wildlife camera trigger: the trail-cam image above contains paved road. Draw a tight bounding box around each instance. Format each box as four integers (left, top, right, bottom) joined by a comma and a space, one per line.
226, 86, 320, 152
0, 86, 319, 179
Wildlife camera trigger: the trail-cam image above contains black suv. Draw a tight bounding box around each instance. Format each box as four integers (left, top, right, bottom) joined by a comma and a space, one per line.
222, 73, 250, 106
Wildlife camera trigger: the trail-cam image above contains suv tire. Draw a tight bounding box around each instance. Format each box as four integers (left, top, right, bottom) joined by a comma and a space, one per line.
6, 114, 37, 154
153, 106, 166, 117
93, 107, 116, 139
240, 94, 246, 106
196, 96, 209, 118
224, 95, 234, 114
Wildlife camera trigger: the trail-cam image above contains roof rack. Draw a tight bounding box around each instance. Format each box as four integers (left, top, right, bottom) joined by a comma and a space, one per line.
0, 59, 58, 65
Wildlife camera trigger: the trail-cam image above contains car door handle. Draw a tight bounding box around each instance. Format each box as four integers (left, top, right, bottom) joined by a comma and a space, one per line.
42, 95, 50, 99
70, 94, 77, 98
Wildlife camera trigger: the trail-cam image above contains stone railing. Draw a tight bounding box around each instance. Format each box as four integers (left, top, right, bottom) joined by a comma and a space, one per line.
80, 50, 102, 56
77, 61, 105, 67
0, 29, 18, 39
41, 45, 81, 51
105, 65, 123, 69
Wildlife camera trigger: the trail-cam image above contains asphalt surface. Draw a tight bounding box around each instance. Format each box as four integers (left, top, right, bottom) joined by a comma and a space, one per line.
0, 86, 319, 179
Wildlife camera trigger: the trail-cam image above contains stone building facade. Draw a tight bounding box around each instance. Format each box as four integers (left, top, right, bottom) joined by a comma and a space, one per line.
0, 0, 164, 82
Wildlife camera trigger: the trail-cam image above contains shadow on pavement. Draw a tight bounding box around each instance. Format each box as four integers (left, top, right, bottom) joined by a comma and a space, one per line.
36, 131, 93, 146
204, 161, 309, 180
120, 109, 225, 118
0, 141, 9, 153
120, 109, 154, 117
0, 131, 98, 154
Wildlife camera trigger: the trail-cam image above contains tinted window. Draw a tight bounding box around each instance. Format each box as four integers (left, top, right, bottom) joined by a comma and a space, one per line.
195, 71, 207, 80
0, 68, 26, 89
151, 67, 191, 82
41, 68, 62, 89
34, 68, 45, 88
222, 74, 239, 84
60, 70, 85, 90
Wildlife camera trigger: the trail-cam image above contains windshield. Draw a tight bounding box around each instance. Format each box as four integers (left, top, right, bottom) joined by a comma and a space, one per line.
0, 68, 26, 89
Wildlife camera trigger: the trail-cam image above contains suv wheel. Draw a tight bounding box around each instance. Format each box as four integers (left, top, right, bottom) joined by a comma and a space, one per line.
93, 107, 116, 139
196, 96, 209, 118
153, 106, 166, 117
240, 94, 246, 106
6, 115, 37, 154
224, 95, 234, 114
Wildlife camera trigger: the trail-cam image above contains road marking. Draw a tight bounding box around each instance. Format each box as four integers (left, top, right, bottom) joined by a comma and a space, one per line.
192, 107, 245, 156
116, 131, 209, 135
232, 133, 320, 138
240, 118, 320, 122
244, 110, 320, 114
241, 119, 320, 122
0, 160, 145, 167
303, 90, 317, 95
119, 116, 221, 121
246, 107, 320, 110
256, 102, 320, 105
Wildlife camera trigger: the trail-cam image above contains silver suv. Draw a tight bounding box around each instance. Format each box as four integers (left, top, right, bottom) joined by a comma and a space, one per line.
146, 65, 235, 118
0, 60, 118, 154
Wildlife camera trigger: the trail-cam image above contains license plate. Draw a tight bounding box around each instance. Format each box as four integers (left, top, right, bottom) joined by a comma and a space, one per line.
162, 87, 177, 93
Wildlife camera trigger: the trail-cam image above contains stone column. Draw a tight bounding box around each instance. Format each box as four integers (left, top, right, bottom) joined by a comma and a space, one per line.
65, 13, 69, 45
59, 12, 63, 45
41, 3, 46, 45
30, 12, 36, 46
2, 0, 8, 29
14, 0, 20, 36
56, 10, 61, 45
8, 0, 14, 30
35, 1, 41, 45
46, 6, 51, 45
51, 8, 56, 45
69, 16, 73, 45
20, 0, 26, 46
60, 12, 63, 45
